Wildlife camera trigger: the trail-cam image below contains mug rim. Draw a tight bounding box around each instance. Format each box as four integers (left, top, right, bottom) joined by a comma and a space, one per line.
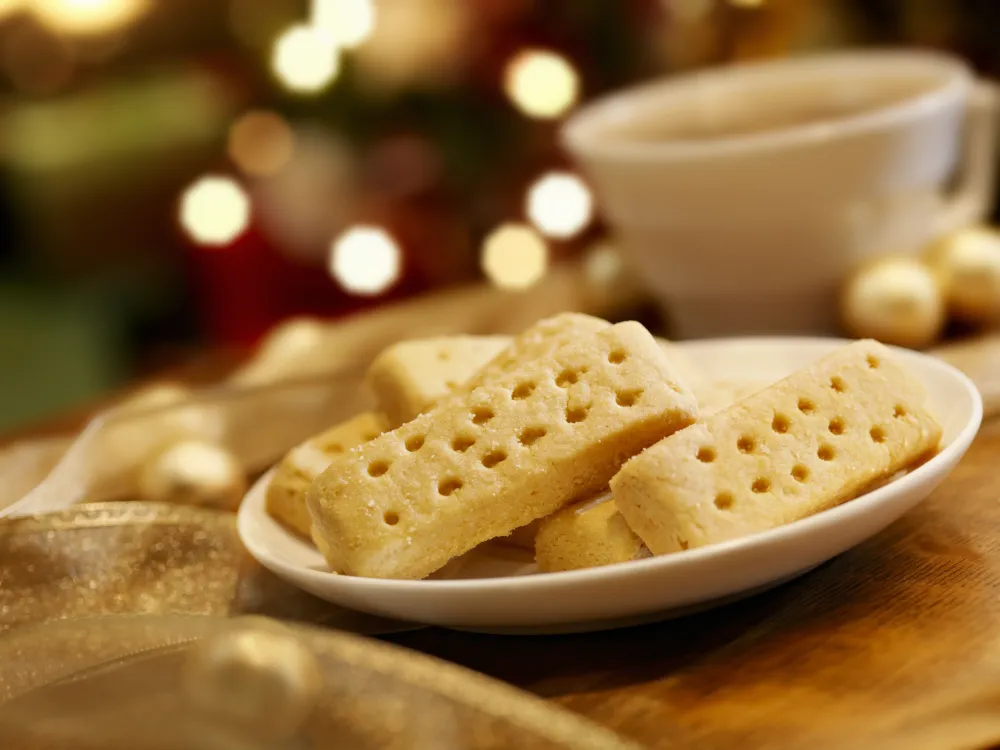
562, 49, 972, 162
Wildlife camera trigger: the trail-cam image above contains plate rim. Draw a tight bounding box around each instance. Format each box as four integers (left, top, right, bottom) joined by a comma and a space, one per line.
238, 336, 983, 595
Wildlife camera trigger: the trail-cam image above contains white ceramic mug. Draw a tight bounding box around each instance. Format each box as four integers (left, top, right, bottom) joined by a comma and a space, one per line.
563, 50, 1000, 337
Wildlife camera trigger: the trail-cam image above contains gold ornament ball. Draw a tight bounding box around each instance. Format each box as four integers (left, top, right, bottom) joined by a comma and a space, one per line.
183, 622, 322, 740
928, 226, 1000, 323
840, 257, 946, 349
137, 439, 247, 511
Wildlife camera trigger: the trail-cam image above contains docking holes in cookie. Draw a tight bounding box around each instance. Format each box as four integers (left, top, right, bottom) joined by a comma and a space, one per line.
368, 460, 390, 477
828, 418, 846, 436
452, 435, 476, 452
791, 464, 809, 482
608, 349, 627, 365
870, 425, 887, 444
472, 407, 495, 426
798, 397, 815, 414
405, 435, 425, 452
866, 354, 880, 369
696, 446, 716, 463
817, 444, 836, 461
438, 478, 464, 496
512, 382, 537, 400
714, 492, 734, 510
894, 405, 907, 418
751, 477, 771, 494
482, 450, 508, 469
383, 510, 400, 526
830, 376, 847, 393
518, 426, 547, 447
566, 405, 589, 424
556, 369, 580, 388
772, 414, 790, 434
616, 389, 643, 407
737, 435, 755, 454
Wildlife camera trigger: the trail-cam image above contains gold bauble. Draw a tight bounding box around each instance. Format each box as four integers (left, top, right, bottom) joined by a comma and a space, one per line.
840, 257, 946, 349
183, 620, 322, 740
927, 226, 1000, 323
137, 440, 247, 511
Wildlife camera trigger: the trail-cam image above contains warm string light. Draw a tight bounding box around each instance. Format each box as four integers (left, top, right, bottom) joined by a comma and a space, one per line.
526, 172, 593, 239
311, 0, 375, 49
329, 226, 402, 295
227, 110, 295, 177
178, 176, 251, 247
271, 23, 340, 94
481, 223, 548, 290
503, 49, 579, 119
31, 0, 150, 35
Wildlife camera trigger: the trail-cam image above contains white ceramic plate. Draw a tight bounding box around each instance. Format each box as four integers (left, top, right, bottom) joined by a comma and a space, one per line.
238, 338, 982, 634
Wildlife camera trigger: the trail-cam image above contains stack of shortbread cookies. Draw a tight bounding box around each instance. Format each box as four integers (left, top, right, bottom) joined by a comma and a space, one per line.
264, 314, 942, 579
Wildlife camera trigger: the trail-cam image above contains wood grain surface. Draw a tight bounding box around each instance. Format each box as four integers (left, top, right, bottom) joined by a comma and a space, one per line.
389, 418, 1000, 750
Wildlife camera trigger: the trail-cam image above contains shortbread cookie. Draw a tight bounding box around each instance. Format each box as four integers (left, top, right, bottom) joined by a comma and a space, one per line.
533, 376, 771, 570
266, 412, 388, 538
612, 340, 942, 555
535, 493, 647, 573
366, 336, 511, 427
308, 321, 698, 579
464, 313, 611, 391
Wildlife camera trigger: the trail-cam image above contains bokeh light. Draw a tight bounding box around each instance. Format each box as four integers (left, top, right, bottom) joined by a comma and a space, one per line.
329, 226, 402, 295
526, 172, 593, 239
729, 0, 765, 7
271, 24, 340, 94
32, 0, 149, 35
227, 110, 295, 177
178, 176, 251, 247
312, 0, 375, 48
503, 49, 579, 119
481, 223, 548, 290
